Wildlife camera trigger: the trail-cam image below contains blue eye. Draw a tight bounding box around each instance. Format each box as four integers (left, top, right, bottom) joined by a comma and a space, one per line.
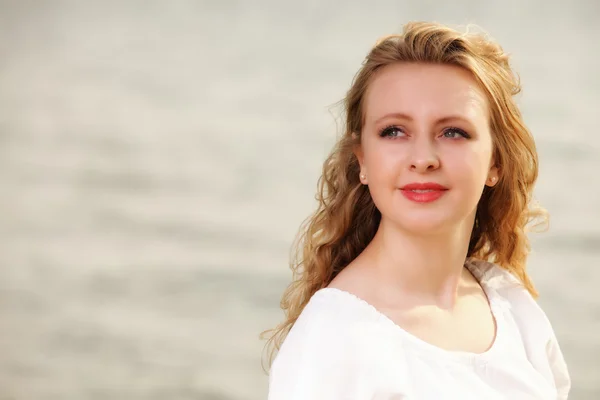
379, 125, 406, 138
443, 127, 470, 139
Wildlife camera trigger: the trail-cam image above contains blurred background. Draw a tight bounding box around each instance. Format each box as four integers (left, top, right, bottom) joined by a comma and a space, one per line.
0, 0, 598, 399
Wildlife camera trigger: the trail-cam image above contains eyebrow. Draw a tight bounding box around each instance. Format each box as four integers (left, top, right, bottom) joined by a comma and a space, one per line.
372, 112, 474, 125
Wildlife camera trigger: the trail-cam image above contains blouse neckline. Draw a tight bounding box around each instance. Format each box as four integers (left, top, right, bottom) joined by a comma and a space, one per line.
313, 260, 514, 365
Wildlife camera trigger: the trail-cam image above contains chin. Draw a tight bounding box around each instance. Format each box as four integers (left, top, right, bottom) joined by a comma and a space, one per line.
388, 212, 464, 236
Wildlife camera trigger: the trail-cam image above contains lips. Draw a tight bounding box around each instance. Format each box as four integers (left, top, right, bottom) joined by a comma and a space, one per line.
400, 182, 448, 191
399, 182, 448, 203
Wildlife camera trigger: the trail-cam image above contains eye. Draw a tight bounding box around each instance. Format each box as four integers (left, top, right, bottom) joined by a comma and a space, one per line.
379, 125, 406, 138
442, 127, 470, 139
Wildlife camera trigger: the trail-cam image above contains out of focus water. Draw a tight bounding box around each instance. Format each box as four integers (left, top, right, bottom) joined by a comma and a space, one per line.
0, 1, 598, 399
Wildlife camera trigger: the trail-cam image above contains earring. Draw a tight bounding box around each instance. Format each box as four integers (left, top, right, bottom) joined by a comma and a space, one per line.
489, 176, 497, 185
360, 173, 366, 182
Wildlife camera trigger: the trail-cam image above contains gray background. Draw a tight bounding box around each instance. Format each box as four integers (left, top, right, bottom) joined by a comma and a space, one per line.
0, 1, 598, 399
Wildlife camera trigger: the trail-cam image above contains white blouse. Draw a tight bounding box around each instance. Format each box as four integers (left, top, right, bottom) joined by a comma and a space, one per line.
268, 259, 571, 399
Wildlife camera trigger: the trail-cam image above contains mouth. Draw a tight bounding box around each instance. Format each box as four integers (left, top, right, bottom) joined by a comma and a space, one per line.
399, 183, 448, 203
400, 183, 449, 191
403, 189, 444, 193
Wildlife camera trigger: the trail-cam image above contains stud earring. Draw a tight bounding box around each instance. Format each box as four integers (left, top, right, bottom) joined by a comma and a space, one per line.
490, 176, 497, 184
360, 174, 366, 181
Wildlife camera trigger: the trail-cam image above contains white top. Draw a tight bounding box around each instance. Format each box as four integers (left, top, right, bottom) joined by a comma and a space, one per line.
268, 259, 571, 400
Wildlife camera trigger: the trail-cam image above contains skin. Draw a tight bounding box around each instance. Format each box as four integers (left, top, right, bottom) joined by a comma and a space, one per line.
329, 62, 500, 354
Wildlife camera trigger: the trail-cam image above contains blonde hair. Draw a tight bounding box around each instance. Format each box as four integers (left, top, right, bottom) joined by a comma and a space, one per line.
260, 21, 547, 370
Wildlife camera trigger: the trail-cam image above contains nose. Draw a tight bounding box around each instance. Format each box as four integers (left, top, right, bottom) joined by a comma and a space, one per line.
409, 138, 440, 173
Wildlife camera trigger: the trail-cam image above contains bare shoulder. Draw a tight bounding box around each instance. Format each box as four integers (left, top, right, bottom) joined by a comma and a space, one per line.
327, 258, 382, 302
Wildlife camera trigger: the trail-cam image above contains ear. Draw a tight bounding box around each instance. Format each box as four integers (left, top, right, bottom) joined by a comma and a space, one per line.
486, 162, 500, 187
352, 133, 368, 184
352, 132, 364, 167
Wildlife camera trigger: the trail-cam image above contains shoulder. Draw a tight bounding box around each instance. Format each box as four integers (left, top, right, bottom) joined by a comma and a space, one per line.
466, 258, 571, 398
271, 288, 379, 369
466, 258, 525, 293
268, 288, 408, 399
273, 290, 356, 360
466, 258, 550, 328
466, 258, 559, 357
466, 258, 539, 309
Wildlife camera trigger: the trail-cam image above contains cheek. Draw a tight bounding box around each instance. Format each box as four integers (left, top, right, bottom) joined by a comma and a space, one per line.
448, 148, 491, 186
363, 142, 404, 180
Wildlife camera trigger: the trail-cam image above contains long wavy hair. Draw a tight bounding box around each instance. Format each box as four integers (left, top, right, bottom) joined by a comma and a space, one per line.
260, 21, 548, 370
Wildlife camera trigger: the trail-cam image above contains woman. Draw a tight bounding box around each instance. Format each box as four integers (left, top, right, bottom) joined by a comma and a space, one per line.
262, 21, 571, 399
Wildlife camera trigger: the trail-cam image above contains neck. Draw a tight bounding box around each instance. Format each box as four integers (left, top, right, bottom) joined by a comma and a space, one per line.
363, 215, 476, 308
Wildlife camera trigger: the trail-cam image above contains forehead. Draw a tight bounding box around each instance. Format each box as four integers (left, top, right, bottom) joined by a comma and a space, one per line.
363, 63, 489, 124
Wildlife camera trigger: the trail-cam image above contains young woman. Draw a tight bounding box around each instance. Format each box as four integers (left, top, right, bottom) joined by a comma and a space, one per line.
262, 21, 571, 399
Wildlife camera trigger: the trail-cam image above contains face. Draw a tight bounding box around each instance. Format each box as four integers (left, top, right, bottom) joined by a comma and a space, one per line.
355, 62, 499, 235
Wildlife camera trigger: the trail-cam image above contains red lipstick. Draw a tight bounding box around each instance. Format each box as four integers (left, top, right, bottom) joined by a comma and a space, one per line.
400, 182, 448, 203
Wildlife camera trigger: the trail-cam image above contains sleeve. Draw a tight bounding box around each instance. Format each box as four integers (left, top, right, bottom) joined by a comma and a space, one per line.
546, 330, 571, 400
267, 309, 368, 400
488, 265, 572, 399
